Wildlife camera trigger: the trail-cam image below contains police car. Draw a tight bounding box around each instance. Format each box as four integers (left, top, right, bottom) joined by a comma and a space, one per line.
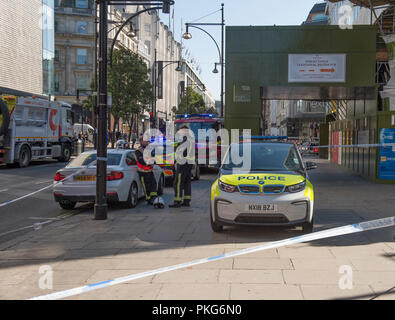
210, 137, 317, 233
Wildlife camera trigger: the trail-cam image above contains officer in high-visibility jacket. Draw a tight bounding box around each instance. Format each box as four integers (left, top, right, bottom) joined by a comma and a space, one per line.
169, 126, 195, 208
134, 136, 158, 205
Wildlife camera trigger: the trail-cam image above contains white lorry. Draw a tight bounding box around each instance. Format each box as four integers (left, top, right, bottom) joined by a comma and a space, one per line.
0, 95, 76, 167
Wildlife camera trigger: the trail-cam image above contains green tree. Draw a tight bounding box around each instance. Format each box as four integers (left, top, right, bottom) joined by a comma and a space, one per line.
108, 48, 153, 145
174, 87, 218, 116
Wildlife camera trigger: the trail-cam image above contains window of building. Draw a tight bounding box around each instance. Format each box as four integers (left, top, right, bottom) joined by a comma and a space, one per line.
144, 40, 151, 55
144, 24, 151, 36
77, 21, 88, 34
76, 73, 89, 90
76, 48, 87, 64
76, 0, 88, 9
55, 48, 60, 61
55, 73, 60, 92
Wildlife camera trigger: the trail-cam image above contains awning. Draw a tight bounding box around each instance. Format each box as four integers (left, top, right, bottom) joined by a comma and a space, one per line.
327, 0, 395, 7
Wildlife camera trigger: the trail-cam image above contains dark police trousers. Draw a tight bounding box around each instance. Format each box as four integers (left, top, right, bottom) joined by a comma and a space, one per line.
173, 164, 193, 203
138, 171, 157, 201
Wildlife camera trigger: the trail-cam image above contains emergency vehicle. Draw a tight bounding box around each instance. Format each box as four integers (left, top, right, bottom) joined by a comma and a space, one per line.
210, 137, 317, 233
174, 114, 224, 168
0, 95, 75, 167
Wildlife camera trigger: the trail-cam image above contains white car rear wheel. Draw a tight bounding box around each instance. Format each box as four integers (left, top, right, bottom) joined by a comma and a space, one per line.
124, 182, 138, 209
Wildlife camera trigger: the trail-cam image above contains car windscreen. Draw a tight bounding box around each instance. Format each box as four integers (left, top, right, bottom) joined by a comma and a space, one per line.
222, 143, 303, 172
67, 153, 122, 167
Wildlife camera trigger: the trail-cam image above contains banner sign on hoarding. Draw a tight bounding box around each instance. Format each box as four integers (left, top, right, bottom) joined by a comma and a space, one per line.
288, 54, 346, 83
378, 128, 395, 180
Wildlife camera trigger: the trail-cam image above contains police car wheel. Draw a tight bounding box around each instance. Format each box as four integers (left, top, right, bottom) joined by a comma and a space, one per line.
125, 182, 138, 209
210, 203, 223, 232
302, 218, 314, 234
158, 175, 164, 196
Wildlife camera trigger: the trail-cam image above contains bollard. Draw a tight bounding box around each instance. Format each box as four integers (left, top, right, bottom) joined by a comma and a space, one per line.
73, 139, 83, 156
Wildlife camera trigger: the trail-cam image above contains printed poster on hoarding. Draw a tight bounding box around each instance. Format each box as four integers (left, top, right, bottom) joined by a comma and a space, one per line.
288, 54, 346, 83
378, 128, 395, 180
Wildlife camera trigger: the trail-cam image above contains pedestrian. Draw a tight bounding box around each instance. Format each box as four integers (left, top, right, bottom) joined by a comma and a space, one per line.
134, 136, 158, 205
169, 125, 195, 208
131, 131, 137, 149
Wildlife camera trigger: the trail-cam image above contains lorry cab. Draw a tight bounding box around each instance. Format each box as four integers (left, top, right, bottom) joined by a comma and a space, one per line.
0, 95, 76, 167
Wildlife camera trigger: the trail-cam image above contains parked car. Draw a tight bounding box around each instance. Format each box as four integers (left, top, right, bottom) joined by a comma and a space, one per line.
53, 149, 164, 210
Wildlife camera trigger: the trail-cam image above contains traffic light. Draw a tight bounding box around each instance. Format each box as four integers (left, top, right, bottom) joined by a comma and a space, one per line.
149, 112, 156, 128
162, 0, 171, 14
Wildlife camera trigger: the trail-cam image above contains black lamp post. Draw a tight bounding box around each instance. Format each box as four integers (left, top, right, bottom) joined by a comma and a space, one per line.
94, 0, 174, 220
183, 3, 225, 117
153, 56, 182, 126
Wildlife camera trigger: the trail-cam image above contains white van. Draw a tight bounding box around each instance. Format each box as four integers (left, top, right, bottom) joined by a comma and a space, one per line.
73, 123, 94, 142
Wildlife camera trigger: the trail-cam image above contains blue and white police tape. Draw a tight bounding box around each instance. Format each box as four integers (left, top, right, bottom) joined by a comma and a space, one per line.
306, 143, 395, 149
0, 160, 97, 209
29, 215, 395, 300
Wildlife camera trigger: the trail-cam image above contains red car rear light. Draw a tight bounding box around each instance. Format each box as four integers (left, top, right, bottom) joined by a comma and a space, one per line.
106, 171, 124, 181
54, 172, 65, 181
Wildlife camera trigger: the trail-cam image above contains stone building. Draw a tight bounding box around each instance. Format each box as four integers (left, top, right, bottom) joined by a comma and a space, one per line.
0, 0, 55, 96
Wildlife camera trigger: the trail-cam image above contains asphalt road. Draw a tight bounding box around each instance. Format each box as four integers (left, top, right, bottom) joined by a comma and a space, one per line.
0, 160, 71, 241
0, 158, 219, 244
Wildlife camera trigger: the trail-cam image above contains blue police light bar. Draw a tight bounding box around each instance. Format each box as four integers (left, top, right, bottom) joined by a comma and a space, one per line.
176, 114, 216, 119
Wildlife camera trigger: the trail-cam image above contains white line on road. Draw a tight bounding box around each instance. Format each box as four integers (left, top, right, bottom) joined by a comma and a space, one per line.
0, 189, 9, 193
34, 180, 52, 185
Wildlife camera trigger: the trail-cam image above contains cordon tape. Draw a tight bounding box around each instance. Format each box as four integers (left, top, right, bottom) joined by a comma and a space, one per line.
29, 216, 395, 300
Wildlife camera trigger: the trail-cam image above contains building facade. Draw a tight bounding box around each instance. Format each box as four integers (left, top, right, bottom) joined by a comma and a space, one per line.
0, 0, 55, 96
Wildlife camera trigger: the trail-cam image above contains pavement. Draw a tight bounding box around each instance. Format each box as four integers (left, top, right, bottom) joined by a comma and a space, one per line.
0, 157, 394, 300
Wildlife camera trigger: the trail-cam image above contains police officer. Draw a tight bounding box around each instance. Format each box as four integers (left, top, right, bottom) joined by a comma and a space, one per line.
169, 125, 195, 208
134, 136, 158, 205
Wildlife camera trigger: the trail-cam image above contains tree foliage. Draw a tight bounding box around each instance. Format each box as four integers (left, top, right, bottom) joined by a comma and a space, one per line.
173, 87, 217, 115
108, 48, 153, 124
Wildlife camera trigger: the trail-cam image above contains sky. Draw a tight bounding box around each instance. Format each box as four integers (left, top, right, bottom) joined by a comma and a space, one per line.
160, 0, 326, 101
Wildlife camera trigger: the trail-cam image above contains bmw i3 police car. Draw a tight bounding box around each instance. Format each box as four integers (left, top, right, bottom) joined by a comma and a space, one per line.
210, 137, 317, 233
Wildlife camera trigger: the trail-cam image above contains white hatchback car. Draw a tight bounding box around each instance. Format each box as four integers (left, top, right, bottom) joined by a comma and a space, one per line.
53, 149, 164, 210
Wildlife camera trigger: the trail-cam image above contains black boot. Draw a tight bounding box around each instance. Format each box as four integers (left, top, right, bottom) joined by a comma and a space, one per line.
169, 201, 182, 208
181, 200, 190, 207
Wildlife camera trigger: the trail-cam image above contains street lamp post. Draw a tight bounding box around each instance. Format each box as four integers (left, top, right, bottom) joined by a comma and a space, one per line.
153, 56, 182, 126
95, 0, 108, 220
183, 3, 225, 117
94, 1, 174, 220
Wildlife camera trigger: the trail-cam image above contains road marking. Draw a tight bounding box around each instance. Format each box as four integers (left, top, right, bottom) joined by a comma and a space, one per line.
0, 161, 96, 208
0, 189, 8, 193
0, 220, 53, 238
29, 216, 395, 300
34, 180, 52, 185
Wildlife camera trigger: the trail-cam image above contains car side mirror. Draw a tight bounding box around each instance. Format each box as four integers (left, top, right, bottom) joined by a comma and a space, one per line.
306, 161, 317, 170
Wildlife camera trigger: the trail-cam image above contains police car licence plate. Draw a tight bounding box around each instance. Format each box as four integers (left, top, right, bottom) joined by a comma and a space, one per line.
246, 204, 278, 213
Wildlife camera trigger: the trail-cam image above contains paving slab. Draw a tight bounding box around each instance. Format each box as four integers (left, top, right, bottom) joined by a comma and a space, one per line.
156, 284, 231, 300
230, 284, 303, 300
219, 269, 284, 284
300, 285, 375, 300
